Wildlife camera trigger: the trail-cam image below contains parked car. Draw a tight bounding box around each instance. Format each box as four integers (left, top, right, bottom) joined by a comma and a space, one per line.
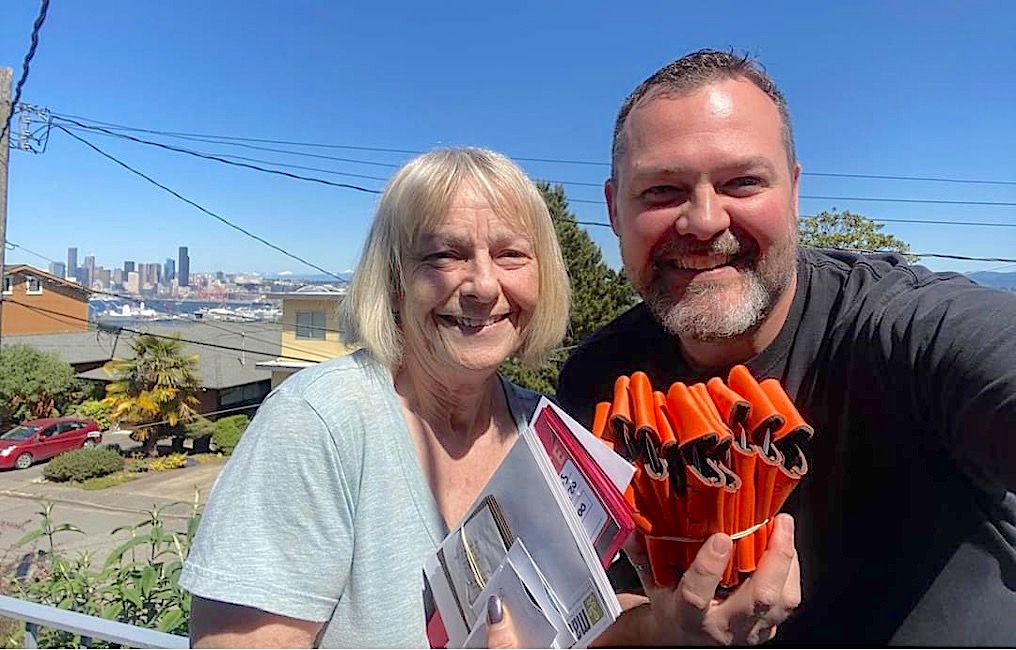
0, 417, 103, 470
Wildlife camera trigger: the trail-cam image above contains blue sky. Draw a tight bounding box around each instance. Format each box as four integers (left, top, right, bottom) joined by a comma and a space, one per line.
2, 0, 1014, 277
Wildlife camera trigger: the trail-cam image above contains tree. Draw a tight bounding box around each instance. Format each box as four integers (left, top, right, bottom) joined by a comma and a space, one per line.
0, 344, 88, 427
500, 183, 638, 395
800, 209, 916, 261
102, 334, 201, 456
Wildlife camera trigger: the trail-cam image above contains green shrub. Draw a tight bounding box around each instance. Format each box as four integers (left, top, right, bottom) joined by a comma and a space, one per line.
43, 448, 125, 483
211, 415, 249, 455
70, 399, 114, 430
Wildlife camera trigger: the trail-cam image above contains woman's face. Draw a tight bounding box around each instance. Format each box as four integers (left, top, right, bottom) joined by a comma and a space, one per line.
401, 184, 539, 377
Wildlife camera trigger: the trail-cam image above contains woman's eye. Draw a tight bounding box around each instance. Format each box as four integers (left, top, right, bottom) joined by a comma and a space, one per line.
425, 250, 459, 263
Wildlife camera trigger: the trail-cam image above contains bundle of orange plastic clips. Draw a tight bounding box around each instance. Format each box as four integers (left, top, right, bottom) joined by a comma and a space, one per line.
590, 365, 813, 590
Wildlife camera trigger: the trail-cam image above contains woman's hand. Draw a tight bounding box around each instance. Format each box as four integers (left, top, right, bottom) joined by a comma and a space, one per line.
595, 513, 801, 647
484, 595, 517, 648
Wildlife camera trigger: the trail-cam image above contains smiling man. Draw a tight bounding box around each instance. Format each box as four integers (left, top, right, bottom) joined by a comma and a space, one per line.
557, 50, 1016, 645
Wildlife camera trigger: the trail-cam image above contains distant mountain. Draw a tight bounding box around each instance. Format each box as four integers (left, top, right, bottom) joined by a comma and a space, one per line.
967, 271, 1016, 292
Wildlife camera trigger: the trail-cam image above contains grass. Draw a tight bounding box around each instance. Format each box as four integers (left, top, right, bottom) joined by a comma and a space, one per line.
79, 473, 140, 491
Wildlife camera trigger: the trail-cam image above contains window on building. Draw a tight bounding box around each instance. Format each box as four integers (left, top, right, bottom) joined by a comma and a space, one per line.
25, 276, 43, 294
2, 276, 11, 294
295, 311, 327, 340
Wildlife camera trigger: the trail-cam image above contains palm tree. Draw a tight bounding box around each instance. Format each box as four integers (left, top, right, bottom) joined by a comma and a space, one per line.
103, 334, 201, 457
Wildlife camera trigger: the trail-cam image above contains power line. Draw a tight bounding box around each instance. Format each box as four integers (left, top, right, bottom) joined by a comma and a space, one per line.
57, 122, 393, 184
56, 118, 1016, 219
2, 245, 348, 355
0, 0, 50, 143
557, 219, 1016, 264
563, 213, 1016, 230
53, 125, 351, 283
57, 118, 1016, 208
54, 119, 386, 193
87, 286, 336, 362
45, 112, 1016, 187
2, 297, 292, 357
4, 240, 58, 264
567, 196, 1016, 209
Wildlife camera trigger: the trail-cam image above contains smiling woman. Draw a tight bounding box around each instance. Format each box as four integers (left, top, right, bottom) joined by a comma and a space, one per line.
178, 147, 571, 648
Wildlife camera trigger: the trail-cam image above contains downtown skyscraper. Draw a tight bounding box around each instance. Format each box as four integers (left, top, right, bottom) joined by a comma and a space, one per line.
178, 246, 190, 287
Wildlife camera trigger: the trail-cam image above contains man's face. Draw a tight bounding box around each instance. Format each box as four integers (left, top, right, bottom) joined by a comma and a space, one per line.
606, 78, 801, 343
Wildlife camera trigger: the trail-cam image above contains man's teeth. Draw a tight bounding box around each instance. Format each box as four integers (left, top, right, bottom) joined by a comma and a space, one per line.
670, 255, 732, 270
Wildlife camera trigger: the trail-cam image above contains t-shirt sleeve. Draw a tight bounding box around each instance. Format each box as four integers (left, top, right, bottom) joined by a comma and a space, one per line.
879, 277, 1016, 491
179, 389, 355, 622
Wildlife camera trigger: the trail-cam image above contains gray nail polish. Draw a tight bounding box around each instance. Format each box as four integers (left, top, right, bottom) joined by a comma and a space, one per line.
487, 594, 503, 625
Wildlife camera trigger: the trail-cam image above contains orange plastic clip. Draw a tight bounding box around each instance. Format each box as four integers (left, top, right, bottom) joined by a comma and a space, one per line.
727, 365, 785, 447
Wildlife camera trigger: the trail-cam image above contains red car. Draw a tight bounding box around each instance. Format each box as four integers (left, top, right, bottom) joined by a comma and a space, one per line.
0, 417, 103, 470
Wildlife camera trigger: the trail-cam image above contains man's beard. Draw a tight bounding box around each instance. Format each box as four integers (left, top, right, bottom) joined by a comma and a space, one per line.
631, 230, 796, 343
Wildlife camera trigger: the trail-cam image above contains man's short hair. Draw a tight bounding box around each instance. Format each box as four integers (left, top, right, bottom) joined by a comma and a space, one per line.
338, 147, 571, 369
611, 49, 796, 179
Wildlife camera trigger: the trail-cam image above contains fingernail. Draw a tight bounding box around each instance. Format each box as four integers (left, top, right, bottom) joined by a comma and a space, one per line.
710, 534, 732, 556
778, 514, 795, 536
487, 594, 503, 625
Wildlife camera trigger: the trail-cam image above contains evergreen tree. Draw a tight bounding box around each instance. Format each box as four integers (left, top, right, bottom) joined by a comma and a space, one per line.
501, 183, 638, 395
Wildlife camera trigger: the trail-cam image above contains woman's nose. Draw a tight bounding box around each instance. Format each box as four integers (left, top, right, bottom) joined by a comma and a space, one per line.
461, 256, 499, 302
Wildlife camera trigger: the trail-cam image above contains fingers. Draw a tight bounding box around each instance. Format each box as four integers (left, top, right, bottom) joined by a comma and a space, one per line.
485, 595, 517, 649
678, 533, 733, 613
722, 513, 799, 644
748, 514, 797, 620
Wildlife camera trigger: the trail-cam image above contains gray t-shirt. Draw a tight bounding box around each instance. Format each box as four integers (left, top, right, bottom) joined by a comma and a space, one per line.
179, 349, 540, 647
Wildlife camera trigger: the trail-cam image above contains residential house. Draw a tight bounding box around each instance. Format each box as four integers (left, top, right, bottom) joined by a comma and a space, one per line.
257, 284, 352, 387
3, 322, 280, 417
1, 264, 89, 336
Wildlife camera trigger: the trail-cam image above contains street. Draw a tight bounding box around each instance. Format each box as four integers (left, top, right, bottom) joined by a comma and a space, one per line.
0, 430, 224, 570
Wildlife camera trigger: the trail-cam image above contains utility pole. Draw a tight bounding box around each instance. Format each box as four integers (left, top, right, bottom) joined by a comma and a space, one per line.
0, 67, 12, 340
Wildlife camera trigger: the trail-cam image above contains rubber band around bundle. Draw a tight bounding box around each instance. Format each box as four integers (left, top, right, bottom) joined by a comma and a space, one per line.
646, 518, 770, 543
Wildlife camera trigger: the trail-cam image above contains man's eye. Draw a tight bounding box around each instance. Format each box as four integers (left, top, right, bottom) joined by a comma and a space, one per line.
642, 186, 684, 202
723, 177, 764, 194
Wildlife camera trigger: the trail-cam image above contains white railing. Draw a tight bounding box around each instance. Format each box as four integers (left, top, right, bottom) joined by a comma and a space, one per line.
0, 594, 189, 648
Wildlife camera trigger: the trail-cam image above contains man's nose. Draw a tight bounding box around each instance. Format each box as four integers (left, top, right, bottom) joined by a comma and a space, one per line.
462, 256, 499, 302
674, 186, 730, 241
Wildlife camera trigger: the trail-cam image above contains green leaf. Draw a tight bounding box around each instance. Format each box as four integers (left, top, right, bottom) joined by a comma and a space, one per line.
103, 535, 154, 568
102, 601, 125, 620
52, 523, 85, 535
14, 529, 46, 547
140, 565, 157, 597
156, 608, 186, 633
123, 587, 143, 610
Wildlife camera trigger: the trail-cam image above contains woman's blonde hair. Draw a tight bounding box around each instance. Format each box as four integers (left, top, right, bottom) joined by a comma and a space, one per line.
338, 147, 570, 369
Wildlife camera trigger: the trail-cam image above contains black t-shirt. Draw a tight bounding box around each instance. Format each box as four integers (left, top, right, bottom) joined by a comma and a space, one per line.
557, 247, 1016, 645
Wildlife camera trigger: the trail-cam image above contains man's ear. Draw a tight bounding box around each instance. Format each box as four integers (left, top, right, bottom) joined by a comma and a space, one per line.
605, 178, 621, 236
791, 162, 801, 217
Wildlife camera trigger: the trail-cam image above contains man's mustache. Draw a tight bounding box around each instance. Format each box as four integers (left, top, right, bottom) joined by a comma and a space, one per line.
652, 231, 743, 262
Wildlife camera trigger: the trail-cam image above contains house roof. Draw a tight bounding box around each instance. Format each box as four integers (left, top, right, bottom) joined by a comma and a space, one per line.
2, 321, 282, 390
3, 264, 89, 297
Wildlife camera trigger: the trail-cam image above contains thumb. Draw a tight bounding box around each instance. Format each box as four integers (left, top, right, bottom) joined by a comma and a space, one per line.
485, 594, 517, 649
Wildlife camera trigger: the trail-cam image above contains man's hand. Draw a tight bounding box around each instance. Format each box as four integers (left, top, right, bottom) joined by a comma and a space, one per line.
596, 513, 800, 646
